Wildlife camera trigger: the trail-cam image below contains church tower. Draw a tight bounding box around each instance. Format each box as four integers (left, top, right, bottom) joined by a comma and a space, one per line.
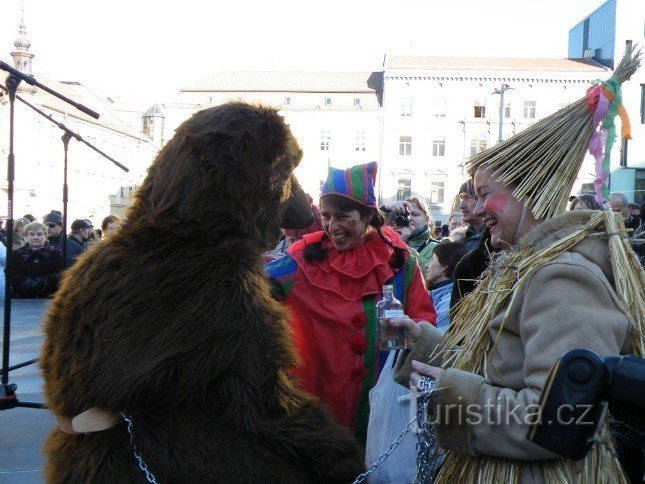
9, 5, 37, 94
10, 6, 35, 75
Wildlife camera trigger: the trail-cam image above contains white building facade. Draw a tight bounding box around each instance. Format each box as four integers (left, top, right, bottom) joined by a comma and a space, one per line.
164, 71, 383, 198
381, 56, 608, 221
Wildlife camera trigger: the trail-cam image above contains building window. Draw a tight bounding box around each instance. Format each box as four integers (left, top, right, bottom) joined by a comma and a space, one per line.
523, 101, 536, 119
320, 130, 331, 151
354, 97, 362, 107
432, 137, 445, 157
580, 183, 595, 194
504, 101, 511, 118
470, 135, 487, 157
396, 177, 412, 201
429, 178, 445, 204
355, 131, 366, 151
401, 98, 413, 117
325, 97, 333, 106
399, 136, 412, 156
474, 99, 486, 118
284, 96, 291, 106
433, 98, 446, 117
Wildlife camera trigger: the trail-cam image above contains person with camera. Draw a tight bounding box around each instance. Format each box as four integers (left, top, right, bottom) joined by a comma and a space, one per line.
11, 221, 63, 298
265, 162, 435, 444
380, 196, 439, 278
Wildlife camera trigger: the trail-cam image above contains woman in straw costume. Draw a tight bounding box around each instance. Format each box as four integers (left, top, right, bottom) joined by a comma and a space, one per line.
391, 46, 644, 483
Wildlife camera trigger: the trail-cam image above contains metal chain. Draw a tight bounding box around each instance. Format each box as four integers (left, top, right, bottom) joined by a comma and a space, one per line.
416, 378, 439, 484
121, 413, 160, 484
352, 380, 436, 484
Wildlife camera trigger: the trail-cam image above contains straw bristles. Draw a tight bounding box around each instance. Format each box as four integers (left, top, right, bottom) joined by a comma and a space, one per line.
465, 46, 642, 220
430, 211, 642, 483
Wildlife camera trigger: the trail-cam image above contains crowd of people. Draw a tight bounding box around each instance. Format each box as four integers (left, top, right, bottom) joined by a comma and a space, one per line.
0, 211, 122, 298
261, 158, 644, 483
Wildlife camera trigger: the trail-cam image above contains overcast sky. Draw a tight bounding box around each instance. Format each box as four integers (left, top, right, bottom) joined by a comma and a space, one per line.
0, 0, 607, 106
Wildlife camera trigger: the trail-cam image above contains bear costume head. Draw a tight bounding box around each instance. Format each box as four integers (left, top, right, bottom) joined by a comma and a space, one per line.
41, 103, 364, 483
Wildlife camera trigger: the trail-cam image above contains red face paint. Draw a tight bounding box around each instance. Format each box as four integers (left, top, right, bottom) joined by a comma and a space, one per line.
484, 194, 508, 213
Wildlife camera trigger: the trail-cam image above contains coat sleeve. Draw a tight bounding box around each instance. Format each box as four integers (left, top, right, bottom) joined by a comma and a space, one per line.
403, 258, 436, 324
432, 256, 632, 459
264, 255, 298, 301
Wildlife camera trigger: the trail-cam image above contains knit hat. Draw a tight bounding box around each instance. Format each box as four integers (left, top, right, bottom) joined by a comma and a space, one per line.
320, 162, 378, 208
43, 210, 63, 225
466, 46, 642, 220
71, 219, 93, 231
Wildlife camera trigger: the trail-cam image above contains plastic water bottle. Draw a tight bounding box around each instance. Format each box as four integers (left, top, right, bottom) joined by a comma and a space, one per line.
376, 285, 406, 350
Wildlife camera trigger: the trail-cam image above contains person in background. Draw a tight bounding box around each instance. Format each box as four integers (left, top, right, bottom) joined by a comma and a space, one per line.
264, 194, 323, 262
439, 224, 450, 239
101, 215, 122, 241
458, 180, 485, 251
448, 225, 468, 243
12, 217, 30, 250
450, 180, 496, 308
425, 242, 468, 332
381, 196, 440, 276
67, 219, 92, 264
11, 221, 62, 298
569, 194, 604, 211
447, 211, 465, 232
609, 192, 639, 232
265, 162, 435, 444
43, 210, 80, 269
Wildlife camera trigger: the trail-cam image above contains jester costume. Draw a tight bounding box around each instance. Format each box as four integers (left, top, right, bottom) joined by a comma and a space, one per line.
266, 162, 436, 444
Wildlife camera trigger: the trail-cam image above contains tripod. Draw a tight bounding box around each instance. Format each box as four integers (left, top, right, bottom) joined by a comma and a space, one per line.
0, 62, 126, 410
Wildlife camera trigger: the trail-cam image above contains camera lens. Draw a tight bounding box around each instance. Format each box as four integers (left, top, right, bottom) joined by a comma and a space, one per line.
394, 215, 409, 227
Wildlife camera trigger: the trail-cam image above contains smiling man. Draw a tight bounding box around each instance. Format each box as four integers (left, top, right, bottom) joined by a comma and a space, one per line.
458, 179, 485, 251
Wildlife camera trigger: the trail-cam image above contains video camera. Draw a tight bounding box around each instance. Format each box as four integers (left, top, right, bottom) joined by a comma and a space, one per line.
528, 349, 645, 460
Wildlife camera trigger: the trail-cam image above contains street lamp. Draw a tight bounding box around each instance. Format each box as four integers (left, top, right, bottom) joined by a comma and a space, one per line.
492, 84, 513, 144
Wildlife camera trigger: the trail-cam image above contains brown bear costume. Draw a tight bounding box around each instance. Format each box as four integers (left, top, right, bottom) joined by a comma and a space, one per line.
40, 103, 365, 482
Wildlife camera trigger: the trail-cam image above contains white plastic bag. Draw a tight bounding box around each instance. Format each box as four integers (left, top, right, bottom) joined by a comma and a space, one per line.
365, 351, 417, 483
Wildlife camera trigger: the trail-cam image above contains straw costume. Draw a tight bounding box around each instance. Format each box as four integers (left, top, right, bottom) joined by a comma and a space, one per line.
395, 46, 644, 483
266, 162, 435, 444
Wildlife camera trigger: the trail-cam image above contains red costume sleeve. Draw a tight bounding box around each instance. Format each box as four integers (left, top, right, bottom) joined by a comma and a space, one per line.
405, 260, 437, 325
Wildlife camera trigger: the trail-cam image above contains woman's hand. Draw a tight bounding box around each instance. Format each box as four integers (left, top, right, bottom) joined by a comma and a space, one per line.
410, 360, 444, 388
387, 315, 422, 343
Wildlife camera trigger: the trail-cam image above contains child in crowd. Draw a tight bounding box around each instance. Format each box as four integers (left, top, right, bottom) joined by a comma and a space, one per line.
425, 242, 468, 332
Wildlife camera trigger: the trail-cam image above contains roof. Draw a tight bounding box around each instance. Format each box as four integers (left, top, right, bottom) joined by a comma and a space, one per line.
181, 71, 382, 93
143, 103, 163, 116
18, 75, 151, 141
386, 56, 608, 72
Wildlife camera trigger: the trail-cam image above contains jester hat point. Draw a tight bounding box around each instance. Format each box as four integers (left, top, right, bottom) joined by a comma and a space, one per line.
320, 162, 378, 209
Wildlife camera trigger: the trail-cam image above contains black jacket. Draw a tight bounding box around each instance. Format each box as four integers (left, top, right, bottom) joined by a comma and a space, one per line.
11, 243, 63, 298
450, 227, 498, 309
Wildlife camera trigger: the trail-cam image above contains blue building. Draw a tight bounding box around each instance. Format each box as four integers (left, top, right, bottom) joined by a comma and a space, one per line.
568, 0, 645, 204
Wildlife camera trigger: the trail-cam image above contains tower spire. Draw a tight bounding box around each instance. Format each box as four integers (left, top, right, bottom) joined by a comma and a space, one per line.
11, 1, 35, 75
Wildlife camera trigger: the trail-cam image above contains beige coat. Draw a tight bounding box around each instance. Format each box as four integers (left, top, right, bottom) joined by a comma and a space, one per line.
395, 211, 634, 482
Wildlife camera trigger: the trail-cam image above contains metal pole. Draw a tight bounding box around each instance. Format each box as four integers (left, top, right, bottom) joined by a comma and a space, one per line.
498, 88, 505, 144
2, 75, 20, 387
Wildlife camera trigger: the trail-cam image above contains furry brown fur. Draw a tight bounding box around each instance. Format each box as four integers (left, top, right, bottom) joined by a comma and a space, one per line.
40, 103, 364, 483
